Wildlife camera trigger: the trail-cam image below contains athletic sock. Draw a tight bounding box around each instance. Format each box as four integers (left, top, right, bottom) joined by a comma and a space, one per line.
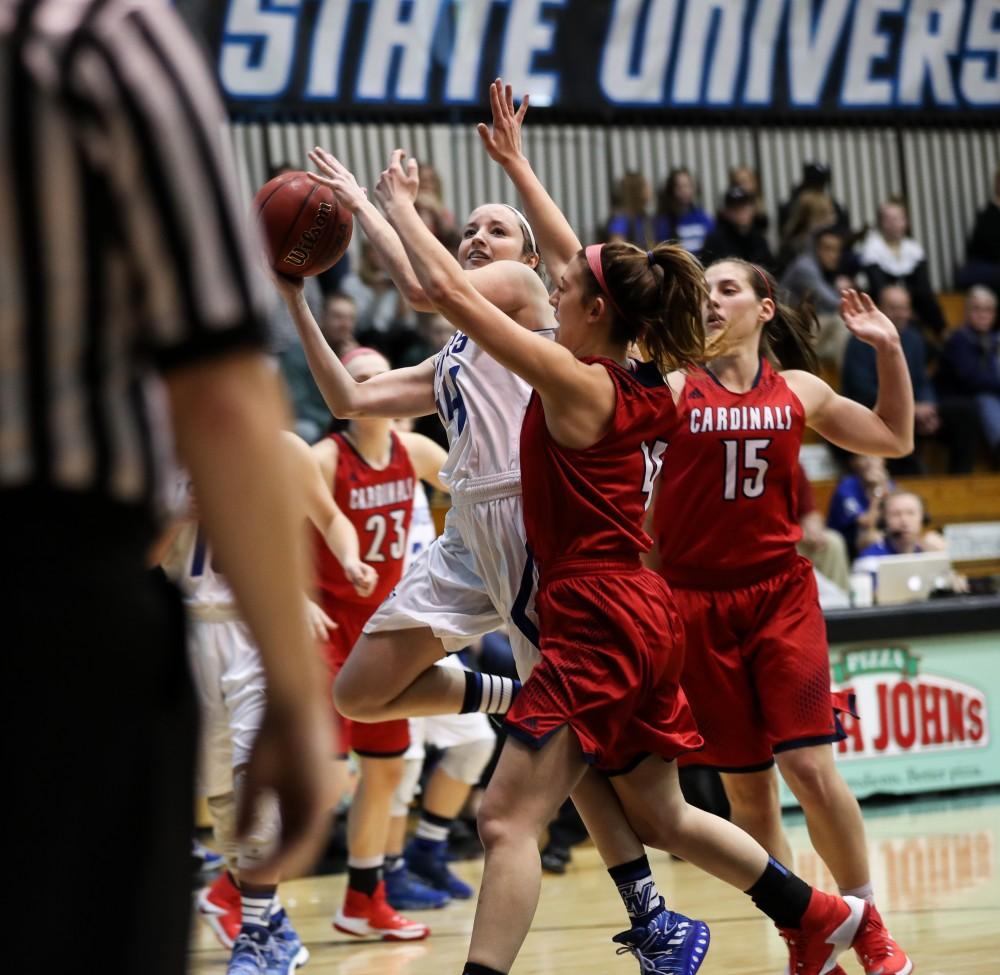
240, 884, 276, 941
463, 963, 507, 975
414, 810, 452, 847
745, 857, 813, 929
839, 881, 875, 905
460, 671, 521, 715
347, 856, 383, 897
608, 854, 665, 927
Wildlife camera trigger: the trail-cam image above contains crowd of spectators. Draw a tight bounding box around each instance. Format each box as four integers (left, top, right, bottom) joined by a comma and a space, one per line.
271, 155, 999, 476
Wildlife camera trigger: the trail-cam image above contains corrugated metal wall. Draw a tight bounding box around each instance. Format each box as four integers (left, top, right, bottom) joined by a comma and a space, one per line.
231, 122, 999, 292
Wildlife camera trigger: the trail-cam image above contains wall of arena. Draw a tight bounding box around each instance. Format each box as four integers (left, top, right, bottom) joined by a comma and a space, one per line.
229, 121, 999, 292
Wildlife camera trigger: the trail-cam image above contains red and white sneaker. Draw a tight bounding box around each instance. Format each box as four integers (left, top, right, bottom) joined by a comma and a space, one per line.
196, 870, 242, 949
852, 905, 913, 975
333, 882, 430, 941
778, 891, 867, 975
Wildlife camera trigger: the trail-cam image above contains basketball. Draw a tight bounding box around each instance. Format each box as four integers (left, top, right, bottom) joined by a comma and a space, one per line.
253, 171, 352, 277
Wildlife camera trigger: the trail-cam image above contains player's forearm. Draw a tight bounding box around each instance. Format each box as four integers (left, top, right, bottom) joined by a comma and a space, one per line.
354, 199, 434, 310
502, 155, 581, 277
871, 337, 915, 456
323, 510, 363, 570
285, 291, 362, 417
167, 356, 323, 710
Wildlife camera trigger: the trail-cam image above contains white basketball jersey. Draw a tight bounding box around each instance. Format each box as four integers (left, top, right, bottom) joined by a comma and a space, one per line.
404, 481, 437, 571
433, 328, 556, 501
160, 476, 235, 609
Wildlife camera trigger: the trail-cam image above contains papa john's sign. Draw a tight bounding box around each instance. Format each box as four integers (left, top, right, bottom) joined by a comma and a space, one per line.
780, 633, 999, 806
834, 646, 988, 759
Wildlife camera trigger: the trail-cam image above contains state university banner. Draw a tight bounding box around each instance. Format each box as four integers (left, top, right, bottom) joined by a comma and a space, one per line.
178, 0, 999, 122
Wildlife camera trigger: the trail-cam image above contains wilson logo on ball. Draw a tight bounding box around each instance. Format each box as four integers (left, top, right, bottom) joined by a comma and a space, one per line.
284, 201, 333, 268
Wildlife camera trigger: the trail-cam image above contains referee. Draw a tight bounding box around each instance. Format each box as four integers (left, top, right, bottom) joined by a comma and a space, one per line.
2, 3, 330, 972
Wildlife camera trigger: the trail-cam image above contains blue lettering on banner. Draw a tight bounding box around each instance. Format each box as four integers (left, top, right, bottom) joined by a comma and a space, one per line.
202, 0, 999, 116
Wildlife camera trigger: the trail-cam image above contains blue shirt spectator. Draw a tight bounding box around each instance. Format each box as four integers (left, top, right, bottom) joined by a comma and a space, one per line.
826, 455, 894, 559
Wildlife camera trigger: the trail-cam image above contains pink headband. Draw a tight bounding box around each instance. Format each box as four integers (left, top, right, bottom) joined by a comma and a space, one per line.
748, 263, 773, 304
341, 346, 383, 366
585, 244, 625, 320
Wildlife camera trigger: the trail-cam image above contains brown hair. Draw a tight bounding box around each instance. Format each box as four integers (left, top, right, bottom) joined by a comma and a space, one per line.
708, 258, 820, 373
580, 242, 708, 374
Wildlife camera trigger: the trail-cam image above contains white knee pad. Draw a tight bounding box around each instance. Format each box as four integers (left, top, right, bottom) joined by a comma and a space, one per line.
439, 736, 495, 785
232, 767, 281, 872
391, 757, 424, 818
206, 791, 239, 873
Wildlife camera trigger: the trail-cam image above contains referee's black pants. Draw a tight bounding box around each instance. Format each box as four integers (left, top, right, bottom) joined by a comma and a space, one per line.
3, 490, 197, 974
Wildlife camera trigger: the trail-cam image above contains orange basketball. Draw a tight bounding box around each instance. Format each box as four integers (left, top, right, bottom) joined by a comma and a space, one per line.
253, 171, 353, 277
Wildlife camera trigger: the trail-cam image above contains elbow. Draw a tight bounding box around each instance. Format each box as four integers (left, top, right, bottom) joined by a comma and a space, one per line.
890, 430, 915, 458
402, 281, 434, 312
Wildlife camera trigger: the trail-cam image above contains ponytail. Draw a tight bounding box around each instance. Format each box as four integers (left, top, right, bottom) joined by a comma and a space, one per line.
580, 241, 708, 374
709, 259, 820, 373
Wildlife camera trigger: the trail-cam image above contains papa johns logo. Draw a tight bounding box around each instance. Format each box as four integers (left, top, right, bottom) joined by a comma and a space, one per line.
833, 645, 988, 759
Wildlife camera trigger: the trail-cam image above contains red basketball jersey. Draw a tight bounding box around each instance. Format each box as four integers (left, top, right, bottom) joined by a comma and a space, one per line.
653, 359, 805, 588
520, 358, 673, 577
314, 431, 416, 610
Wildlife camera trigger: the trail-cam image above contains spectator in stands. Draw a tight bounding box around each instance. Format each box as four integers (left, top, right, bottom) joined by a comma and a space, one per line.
399, 312, 456, 369
936, 286, 1000, 468
604, 170, 656, 246
778, 161, 850, 238
795, 465, 850, 593
416, 163, 460, 253
957, 165, 1000, 291
857, 199, 947, 337
727, 164, 769, 234
340, 238, 416, 349
700, 185, 775, 268
853, 490, 946, 563
781, 227, 855, 365
654, 167, 714, 258
841, 284, 978, 474
777, 189, 837, 273
279, 292, 359, 442
826, 454, 894, 559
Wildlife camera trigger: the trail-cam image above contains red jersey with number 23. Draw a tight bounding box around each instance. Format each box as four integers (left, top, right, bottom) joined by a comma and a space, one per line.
314, 431, 416, 610
653, 358, 805, 589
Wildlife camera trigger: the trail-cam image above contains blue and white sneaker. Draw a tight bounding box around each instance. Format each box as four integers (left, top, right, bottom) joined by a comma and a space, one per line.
404, 838, 474, 900
384, 862, 451, 910
226, 932, 272, 975
192, 838, 225, 873
612, 910, 710, 974
268, 909, 309, 973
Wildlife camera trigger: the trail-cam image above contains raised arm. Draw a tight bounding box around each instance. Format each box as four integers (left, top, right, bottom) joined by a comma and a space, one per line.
477, 79, 582, 284
307, 147, 545, 323
376, 151, 613, 447
785, 290, 914, 457
274, 273, 436, 419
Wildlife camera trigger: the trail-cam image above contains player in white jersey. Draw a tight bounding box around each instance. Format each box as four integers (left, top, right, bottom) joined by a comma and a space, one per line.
383, 478, 496, 909
278, 139, 703, 971
162, 432, 376, 975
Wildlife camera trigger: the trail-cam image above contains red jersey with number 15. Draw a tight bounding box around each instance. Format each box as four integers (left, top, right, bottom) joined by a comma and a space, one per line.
653, 358, 805, 589
520, 358, 673, 578
314, 431, 416, 609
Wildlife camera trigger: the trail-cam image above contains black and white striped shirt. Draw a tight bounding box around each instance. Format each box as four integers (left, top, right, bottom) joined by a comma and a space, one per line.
0, 0, 267, 512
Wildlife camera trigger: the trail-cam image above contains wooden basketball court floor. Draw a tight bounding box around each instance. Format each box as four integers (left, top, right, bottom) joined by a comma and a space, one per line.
189, 789, 1000, 974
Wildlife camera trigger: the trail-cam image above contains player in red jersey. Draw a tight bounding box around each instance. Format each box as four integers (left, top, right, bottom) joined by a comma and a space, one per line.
309, 346, 450, 941
646, 260, 914, 975
370, 145, 873, 975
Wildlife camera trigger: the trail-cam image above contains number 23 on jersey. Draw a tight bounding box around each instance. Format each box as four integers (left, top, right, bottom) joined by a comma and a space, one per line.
363, 509, 407, 562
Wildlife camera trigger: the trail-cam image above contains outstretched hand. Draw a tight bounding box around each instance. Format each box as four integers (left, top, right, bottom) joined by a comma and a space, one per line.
477, 77, 528, 168
373, 149, 420, 212
840, 289, 899, 351
307, 147, 368, 214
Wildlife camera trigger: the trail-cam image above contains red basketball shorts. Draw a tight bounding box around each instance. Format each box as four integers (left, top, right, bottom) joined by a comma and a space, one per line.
505, 562, 703, 775
670, 556, 848, 772
320, 598, 409, 759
